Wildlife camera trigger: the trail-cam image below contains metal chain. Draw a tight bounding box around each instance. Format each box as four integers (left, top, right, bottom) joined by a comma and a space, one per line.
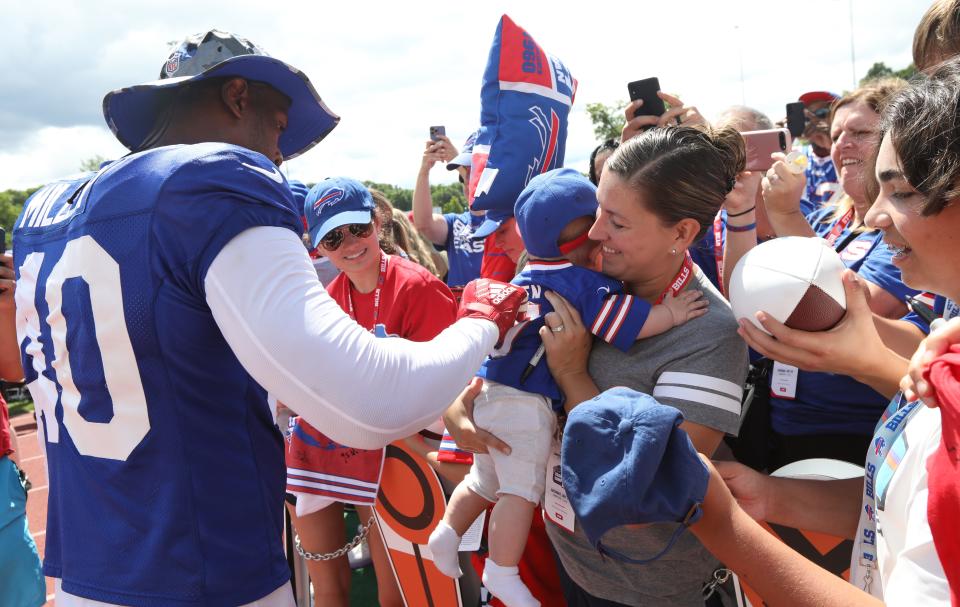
701, 568, 732, 600
295, 515, 376, 562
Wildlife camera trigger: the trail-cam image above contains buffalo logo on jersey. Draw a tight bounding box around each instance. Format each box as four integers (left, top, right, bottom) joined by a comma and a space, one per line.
312, 188, 345, 216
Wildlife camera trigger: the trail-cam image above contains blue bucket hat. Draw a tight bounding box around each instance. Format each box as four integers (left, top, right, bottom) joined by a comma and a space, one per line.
102, 30, 339, 160
514, 168, 597, 258
304, 177, 375, 249
446, 130, 480, 170
561, 387, 708, 564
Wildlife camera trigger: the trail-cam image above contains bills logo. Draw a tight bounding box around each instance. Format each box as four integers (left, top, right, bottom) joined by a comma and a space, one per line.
164, 52, 182, 77
312, 188, 345, 215
874, 437, 885, 455
671, 266, 691, 292
864, 504, 875, 522
526, 106, 560, 183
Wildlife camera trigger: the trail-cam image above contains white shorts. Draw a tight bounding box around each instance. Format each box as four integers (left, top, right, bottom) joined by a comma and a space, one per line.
463, 380, 556, 504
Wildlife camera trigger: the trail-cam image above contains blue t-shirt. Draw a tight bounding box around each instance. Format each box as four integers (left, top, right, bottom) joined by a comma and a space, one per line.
770, 207, 919, 436
441, 211, 484, 287
14, 143, 299, 606
804, 146, 839, 209
478, 261, 650, 407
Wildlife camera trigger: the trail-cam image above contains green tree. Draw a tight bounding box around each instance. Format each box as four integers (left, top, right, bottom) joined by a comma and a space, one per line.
430, 183, 467, 215
79, 155, 107, 172
585, 101, 626, 142
861, 61, 917, 86
0, 187, 40, 247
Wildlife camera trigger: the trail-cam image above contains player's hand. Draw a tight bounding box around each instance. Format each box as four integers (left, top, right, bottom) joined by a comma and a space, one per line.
663, 290, 709, 327
902, 317, 960, 407
712, 459, 773, 522
761, 153, 806, 217
442, 377, 511, 455
458, 279, 527, 348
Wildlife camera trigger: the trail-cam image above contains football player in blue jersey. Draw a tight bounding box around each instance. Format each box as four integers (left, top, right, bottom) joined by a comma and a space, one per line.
14, 30, 524, 607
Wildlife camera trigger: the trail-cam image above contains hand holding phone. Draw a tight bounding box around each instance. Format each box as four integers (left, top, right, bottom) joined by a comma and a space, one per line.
743, 129, 791, 172
627, 78, 666, 118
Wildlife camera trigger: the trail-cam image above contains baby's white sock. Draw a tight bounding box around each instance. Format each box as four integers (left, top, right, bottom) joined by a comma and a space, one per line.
427, 520, 463, 578
482, 559, 540, 607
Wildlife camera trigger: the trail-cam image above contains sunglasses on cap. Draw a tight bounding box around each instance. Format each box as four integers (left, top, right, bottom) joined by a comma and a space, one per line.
811, 107, 831, 119
319, 222, 374, 252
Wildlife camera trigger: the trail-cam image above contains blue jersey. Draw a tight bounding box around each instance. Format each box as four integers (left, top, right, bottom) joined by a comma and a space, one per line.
803, 146, 838, 209
478, 261, 650, 407
14, 143, 300, 606
441, 211, 484, 287
771, 207, 918, 436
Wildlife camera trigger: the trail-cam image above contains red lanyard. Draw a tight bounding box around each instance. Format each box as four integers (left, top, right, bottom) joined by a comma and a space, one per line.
347, 252, 388, 329
824, 208, 855, 247
656, 252, 695, 304
712, 211, 725, 296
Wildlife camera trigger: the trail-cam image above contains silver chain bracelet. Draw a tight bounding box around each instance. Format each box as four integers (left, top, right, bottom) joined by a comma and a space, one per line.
294, 515, 376, 561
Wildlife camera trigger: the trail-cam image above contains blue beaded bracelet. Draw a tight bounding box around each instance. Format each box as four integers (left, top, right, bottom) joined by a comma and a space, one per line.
727, 222, 757, 232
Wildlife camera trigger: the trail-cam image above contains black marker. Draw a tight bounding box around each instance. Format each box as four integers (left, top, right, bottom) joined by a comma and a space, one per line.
520, 343, 545, 384
906, 296, 946, 331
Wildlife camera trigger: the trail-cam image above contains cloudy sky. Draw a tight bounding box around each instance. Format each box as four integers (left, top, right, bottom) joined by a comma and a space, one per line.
1, 0, 927, 191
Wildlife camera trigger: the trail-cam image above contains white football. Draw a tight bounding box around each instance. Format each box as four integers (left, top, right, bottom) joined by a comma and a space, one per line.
729, 237, 847, 334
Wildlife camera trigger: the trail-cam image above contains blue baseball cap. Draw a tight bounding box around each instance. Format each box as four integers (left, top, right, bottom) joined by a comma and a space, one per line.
303, 177, 375, 248
514, 168, 597, 258
446, 130, 479, 170
561, 387, 708, 564
471, 207, 512, 240
103, 30, 339, 160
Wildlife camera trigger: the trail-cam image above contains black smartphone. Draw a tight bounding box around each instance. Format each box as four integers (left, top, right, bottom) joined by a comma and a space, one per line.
0, 227, 6, 255
429, 126, 446, 142
627, 77, 666, 118
786, 102, 806, 138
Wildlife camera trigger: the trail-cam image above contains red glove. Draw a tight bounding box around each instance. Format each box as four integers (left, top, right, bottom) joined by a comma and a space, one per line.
458, 279, 527, 348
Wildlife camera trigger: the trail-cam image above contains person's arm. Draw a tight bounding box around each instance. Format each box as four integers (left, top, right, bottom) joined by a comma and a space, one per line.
692, 458, 882, 607
875, 316, 926, 359
713, 460, 863, 538
761, 156, 816, 238
722, 171, 764, 291
739, 271, 908, 399
205, 226, 500, 450
413, 138, 456, 245
403, 433, 471, 484
902, 317, 960, 406
636, 291, 708, 339
0, 256, 23, 381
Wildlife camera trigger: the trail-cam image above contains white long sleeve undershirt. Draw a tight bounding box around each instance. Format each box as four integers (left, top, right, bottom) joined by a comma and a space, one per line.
203, 226, 496, 450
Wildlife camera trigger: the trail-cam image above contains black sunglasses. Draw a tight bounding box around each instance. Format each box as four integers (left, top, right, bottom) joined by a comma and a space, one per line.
320, 222, 374, 252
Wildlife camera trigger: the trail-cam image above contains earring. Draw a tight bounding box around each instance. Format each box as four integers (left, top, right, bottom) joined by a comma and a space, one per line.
670, 248, 677, 255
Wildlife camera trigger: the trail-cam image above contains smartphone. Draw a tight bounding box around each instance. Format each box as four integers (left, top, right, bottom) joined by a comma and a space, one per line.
786, 102, 806, 138
627, 77, 666, 118
429, 126, 446, 142
742, 129, 792, 172
0, 227, 6, 255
